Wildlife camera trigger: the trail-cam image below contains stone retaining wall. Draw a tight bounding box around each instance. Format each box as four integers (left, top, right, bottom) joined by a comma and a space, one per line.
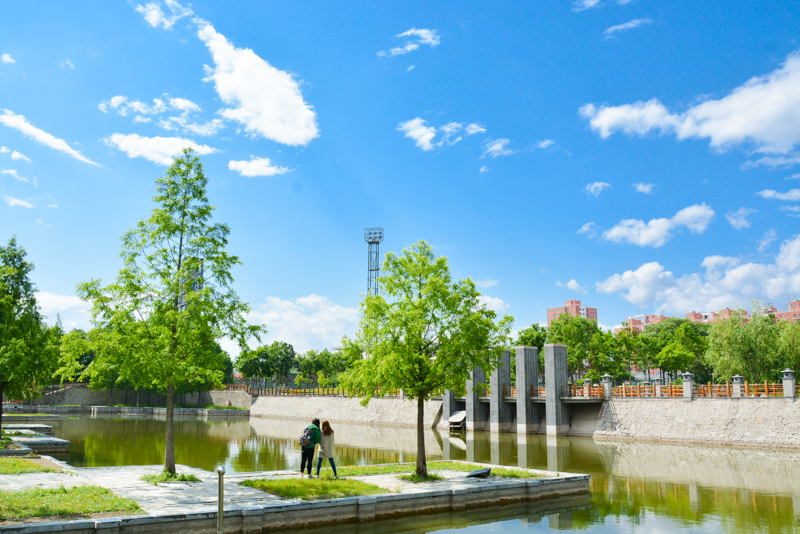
594, 397, 800, 447
250, 395, 442, 428
25, 385, 253, 409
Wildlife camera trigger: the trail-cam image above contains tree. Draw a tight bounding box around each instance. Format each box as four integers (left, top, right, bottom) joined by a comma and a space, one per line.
706, 304, 779, 382
58, 149, 262, 473
546, 314, 602, 379
515, 324, 547, 383
237, 341, 296, 387
0, 238, 58, 431
340, 241, 513, 476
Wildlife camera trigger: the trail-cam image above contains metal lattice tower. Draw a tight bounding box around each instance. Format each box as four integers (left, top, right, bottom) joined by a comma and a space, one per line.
364, 227, 384, 297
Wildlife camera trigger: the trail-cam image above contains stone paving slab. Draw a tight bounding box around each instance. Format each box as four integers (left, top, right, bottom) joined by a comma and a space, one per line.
2, 424, 53, 435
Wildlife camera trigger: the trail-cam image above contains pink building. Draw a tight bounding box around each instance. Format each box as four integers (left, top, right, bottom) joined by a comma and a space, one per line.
613, 314, 668, 333
773, 300, 800, 322
547, 300, 597, 326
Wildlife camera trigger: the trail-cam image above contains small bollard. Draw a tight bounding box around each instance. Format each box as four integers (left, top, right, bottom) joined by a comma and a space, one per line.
216, 466, 225, 534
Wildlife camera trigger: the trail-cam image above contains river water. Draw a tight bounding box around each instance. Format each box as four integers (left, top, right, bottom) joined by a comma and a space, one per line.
51, 415, 800, 533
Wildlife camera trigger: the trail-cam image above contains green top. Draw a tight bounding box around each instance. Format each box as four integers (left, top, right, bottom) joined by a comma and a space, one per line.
304, 424, 321, 449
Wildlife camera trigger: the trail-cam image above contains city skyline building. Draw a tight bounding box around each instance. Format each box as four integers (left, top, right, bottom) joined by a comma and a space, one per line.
546, 300, 597, 327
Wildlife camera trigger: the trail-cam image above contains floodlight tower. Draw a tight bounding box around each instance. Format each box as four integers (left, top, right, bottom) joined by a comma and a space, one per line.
364, 227, 384, 297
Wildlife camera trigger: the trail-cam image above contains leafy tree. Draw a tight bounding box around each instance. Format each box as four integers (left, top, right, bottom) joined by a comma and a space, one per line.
515, 323, 547, 382
238, 341, 296, 387
706, 305, 780, 382
0, 238, 59, 427
221, 352, 235, 384
57, 149, 262, 473
340, 240, 513, 476
546, 314, 602, 379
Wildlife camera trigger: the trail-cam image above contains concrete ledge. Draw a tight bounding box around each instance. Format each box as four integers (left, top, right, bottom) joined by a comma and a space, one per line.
2, 405, 248, 417
0, 467, 590, 533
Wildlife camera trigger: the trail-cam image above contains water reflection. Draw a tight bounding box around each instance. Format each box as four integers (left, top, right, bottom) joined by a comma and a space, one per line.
51, 415, 800, 533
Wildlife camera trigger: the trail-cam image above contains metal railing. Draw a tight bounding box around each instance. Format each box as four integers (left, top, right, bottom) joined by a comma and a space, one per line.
213, 384, 404, 398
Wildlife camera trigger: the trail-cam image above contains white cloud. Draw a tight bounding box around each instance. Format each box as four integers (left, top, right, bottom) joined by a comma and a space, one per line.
556, 279, 588, 294
597, 234, 800, 314
478, 295, 510, 314
479, 165, 489, 173
406, 65, 415, 72
103, 133, 217, 165
603, 203, 715, 247
633, 182, 654, 194
757, 188, 800, 201
397, 118, 437, 151
1, 169, 30, 183
197, 22, 318, 146
758, 229, 778, 252
0, 109, 99, 166
788, 173, 800, 180
0, 146, 8, 153
37, 291, 91, 330
1, 54, 14, 64
378, 28, 440, 57
4, 196, 33, 208
726, 207, 756, 230
466, 123, 487, 135
228, 156, 291, 177
578, 222, 598, 238
133, 116, 151, 123
99, 96, 167, 116
535, 139, 555, 149
10, 150, 31, 163
603, 18, 652, 38
781, 206, 800, 215
60, 59, 75, 70
135, 0, 193, 29
572, 0, 601, 12
438, 122, 463, 146
248, 295, 359, 353
474, 280, 498, 288
580, 51, 800, 155
585, 181, 611, 196
744, 155, 800, 169
482, 138, 513, 158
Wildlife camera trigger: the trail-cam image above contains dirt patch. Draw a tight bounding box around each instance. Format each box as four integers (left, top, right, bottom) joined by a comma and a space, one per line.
0, 510, 142, 526
25, 457, 66, 471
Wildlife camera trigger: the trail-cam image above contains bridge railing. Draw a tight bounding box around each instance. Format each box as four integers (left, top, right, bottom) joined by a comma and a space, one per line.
213, 384, 403, 398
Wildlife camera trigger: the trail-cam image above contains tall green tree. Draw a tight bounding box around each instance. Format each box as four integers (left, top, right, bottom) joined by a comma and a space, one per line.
58, 149, 263, 473
237, 341, 296, 387
340, 241, 513, 476
706, 305, 779, 382
0, 238, 58, 432
546, 314, 602, 379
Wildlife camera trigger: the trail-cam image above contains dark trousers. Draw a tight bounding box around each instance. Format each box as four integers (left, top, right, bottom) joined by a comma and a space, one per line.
316, 457, 337, 476
301, 447, 315, 474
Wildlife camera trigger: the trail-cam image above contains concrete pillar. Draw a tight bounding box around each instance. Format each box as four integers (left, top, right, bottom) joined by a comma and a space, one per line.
549, 511, 573, 529
442, 433, 451, 461
601, 374, 613, 400
682, 372, 694, 402
783, 369, 796, 400
490, 433, 501, 465
466, 367, 488, 431
546, 435, 560, 473
490, 350, 513, 432
732, 375, 744, 398
653, 378, 663, 397
545, 344, 569, 436
442, 389, 457, 425
516, 346, 540, 434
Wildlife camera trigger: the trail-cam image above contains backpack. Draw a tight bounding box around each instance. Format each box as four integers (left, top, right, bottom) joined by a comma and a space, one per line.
299, 427, 312, 447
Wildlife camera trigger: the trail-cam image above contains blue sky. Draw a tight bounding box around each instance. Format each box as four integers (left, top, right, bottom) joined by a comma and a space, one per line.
2, 1, 800, 354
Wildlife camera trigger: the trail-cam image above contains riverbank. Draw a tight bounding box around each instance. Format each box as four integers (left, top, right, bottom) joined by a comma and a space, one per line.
0, 460, 590, 532
3, 404, 248, 417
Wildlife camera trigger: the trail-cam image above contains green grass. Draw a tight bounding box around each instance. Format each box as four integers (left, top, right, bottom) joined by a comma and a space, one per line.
140, 472, 201, 485
240, 477, 386, 500
0, 486, 140, 520
398, 472, 444, 483
0, 458, 57, 475
318, 461, 544, 479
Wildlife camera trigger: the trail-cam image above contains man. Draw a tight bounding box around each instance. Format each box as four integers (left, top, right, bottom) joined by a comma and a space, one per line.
300, 418, 321, 478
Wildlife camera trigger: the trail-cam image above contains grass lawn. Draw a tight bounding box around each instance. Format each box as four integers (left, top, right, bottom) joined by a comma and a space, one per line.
319, 461, 545, 479
140, 472, 201, 485
398, 473, 444, 483
0, 486, 140, 520
0, 458, 58, 475
240, 477, 386, 500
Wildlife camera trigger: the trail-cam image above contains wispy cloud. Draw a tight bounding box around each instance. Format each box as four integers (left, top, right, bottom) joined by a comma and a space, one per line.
482, 138, 513, 158
103, 133, 217, 165
572, 0, 602, 12
4, 196, 33, 208
602, 203, 715, 247
228, 156, 291, 177
556, 279, 587, 294
479, 165, 489, 173
474, 279, 498, 288
60, 59, 75, 70
1, 54, 14, 64
535, 139, 555, 149
0, 109, 99, 166
757, 188, 800, 201
585, 181, 611, 196
1, 169, 31, 183
603, 18, 652, 38
378, 28, 440, 57
398, 118, 485, 151
135, 0, 193, 29
725, 207, 756, 230
633, 182, 654, 194
758, 229, 778, 252
10, 150, 31, 163
578, 222, 598, 238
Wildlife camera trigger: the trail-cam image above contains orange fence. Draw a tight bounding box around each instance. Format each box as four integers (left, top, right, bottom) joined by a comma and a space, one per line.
213, 384, 403, 398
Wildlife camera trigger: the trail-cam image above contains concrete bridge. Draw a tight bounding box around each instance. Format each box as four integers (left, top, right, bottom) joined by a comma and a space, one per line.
442, 344, 604, 437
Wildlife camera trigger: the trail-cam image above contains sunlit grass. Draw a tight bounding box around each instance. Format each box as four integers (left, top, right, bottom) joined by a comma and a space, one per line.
140, 472, 201, 485
0, 458, 58, 475
241, 477, 385, 500
398, 472, 444, 483
317, 461, 544, 479
0, 486, 140, 520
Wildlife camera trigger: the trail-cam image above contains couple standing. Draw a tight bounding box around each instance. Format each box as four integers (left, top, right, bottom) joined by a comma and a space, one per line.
300, 418, 338, 478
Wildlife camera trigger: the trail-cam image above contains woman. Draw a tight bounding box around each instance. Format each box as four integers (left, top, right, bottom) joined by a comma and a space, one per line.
316, 420, 338, 478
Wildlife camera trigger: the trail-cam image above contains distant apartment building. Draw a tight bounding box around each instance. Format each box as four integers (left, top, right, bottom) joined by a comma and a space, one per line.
686, 308, 748, 324
547, 300, 597, 326
770, 300, 800, 322
613, 314, 669, 333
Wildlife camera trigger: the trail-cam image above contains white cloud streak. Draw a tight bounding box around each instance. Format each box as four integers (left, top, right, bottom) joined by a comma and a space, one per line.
1, 169, 30, 183
758, 229, 778, 252
378, 28, 440, 57
556, 279, 588, 294
478, 295, 510, 314
0, 109, 99, 166
757, 188, 800, 201
726, 207, 756, 230
474, 280, 498, 288
482, 138, 513, 158
603, 18, 652, 38
37, 292, 91, 330
585, 181, 611, 196
603, 203, 715, 247
580, 51, 800, 155
578, 222, 598, 238
228, 156, 291, 177
1, 54, 14, 64
633, 182, 654, 194
479, 165, 489, 173
572, 0, 601, 12
4, 196, 33, 208
597, 234, 800, 314
135, 0, 193, 29
103, 133, 217, 165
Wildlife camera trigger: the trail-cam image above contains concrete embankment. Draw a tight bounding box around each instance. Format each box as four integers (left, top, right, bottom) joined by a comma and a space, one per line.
593, 397, 800, 448
3, 404, 248, 417
26, 384, 255, 409
249, 395, 442, 428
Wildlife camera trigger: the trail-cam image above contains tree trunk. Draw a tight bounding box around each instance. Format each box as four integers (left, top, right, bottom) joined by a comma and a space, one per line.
109, 383, 113, 406
416, 396, 427, 477
164, 383, 176, 474
0, 382, 4, 439
136, 389, 140, 407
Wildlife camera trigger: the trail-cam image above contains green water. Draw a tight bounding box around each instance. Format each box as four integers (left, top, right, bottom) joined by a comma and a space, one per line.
51, 415, 800, 533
